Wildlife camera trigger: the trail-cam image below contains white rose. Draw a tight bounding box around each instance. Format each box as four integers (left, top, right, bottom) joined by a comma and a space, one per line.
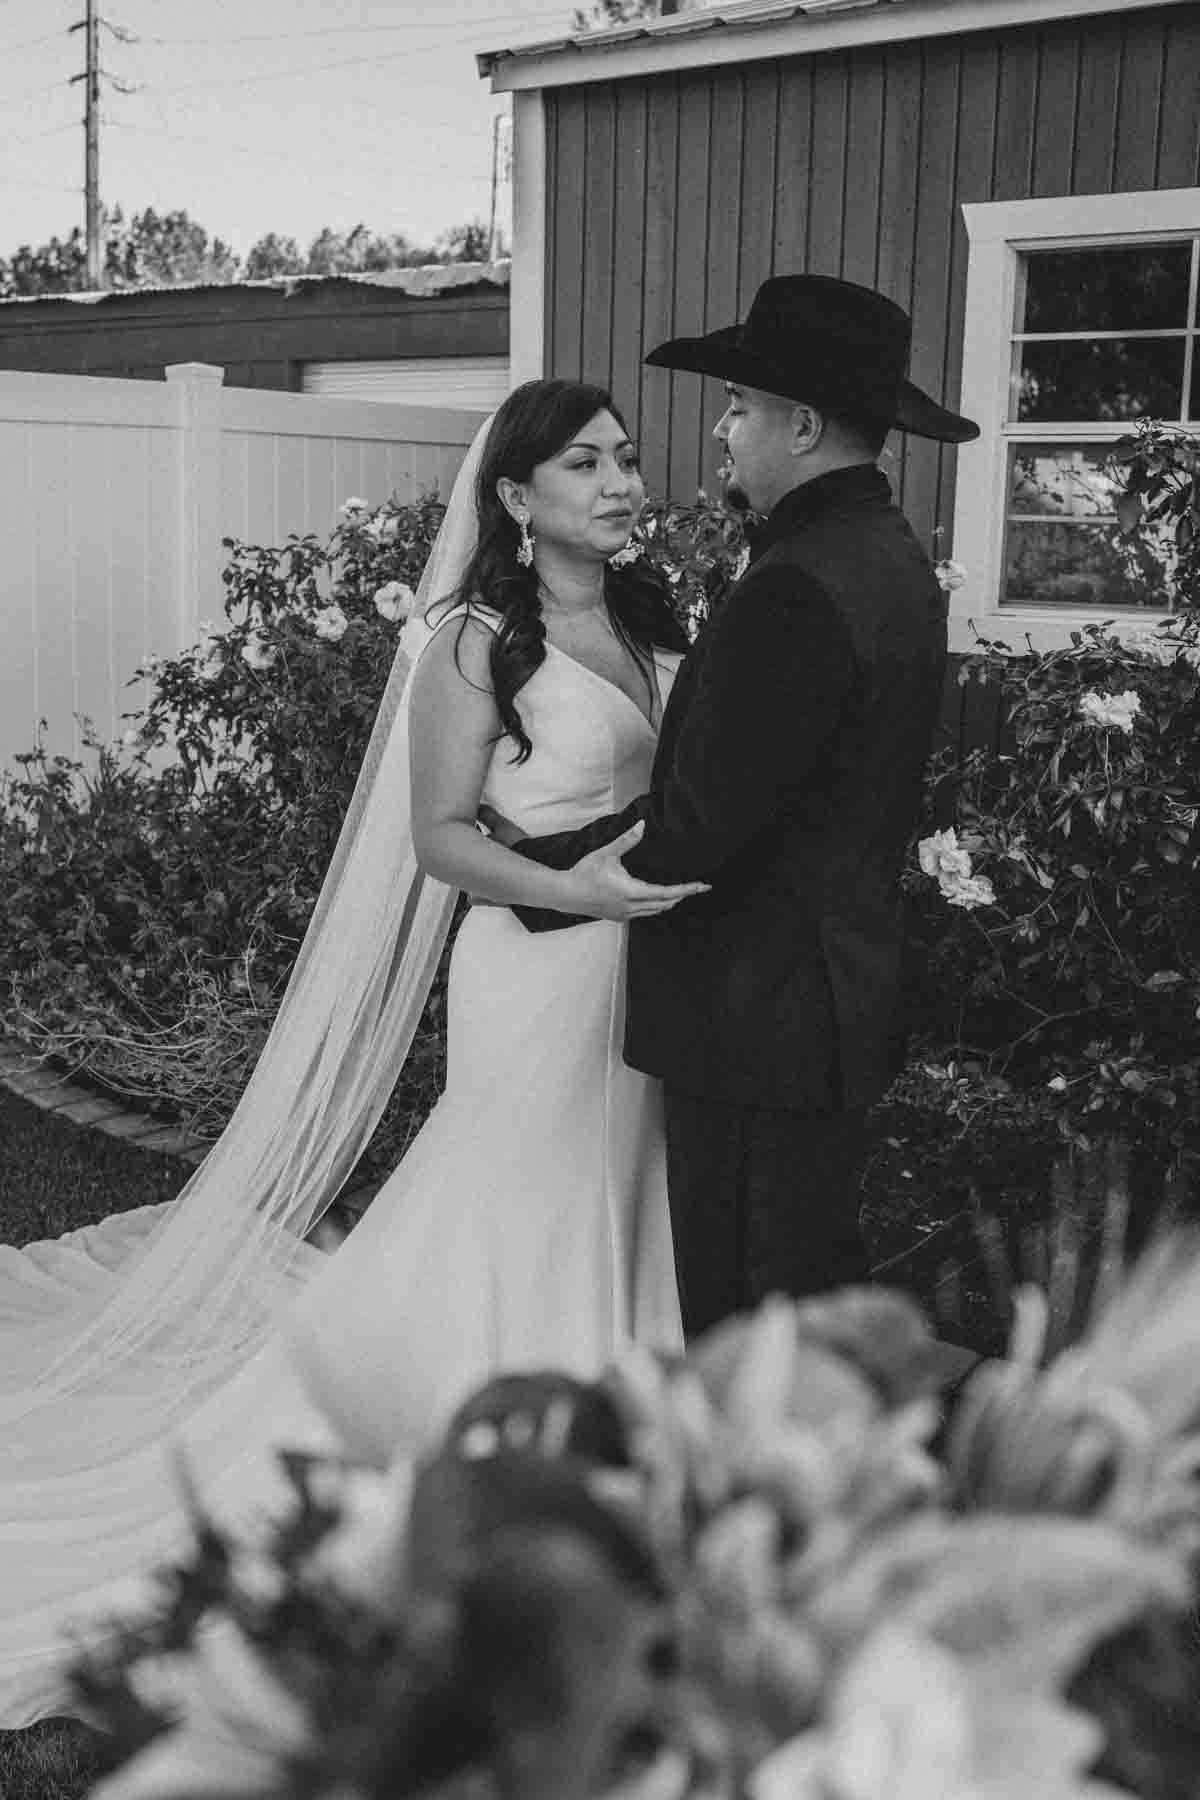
934, 558, 968, 592
1078, 688, 1141, 734
373, 581, 415, 623
241, 634, 277, 672
917, 828, 972, 883
195, 638, 225, 682
1047, 1075, 1068, 1092
121, 727, 143, 750
338, 496, 369, 521
312, 604, 349, 643
942, 872, 996, 911
360, 515, 388, 545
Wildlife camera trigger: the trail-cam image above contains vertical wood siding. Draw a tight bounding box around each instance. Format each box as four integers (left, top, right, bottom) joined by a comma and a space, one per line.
544, 4, 1200, 542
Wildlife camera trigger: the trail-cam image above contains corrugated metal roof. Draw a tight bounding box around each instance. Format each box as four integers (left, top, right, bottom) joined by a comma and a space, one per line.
477, 0, 905, 76
478, 0, 1190, 83
0, 260, 510, 311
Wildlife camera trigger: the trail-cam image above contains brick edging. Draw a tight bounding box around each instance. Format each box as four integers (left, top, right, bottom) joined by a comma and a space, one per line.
0, 1035, 379, 1234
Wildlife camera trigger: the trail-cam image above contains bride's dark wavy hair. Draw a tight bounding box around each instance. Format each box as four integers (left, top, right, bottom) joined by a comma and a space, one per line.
439, 377, 689, 763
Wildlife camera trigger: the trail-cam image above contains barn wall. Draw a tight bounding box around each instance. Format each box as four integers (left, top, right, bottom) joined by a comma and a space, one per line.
543, 3, 1200, 551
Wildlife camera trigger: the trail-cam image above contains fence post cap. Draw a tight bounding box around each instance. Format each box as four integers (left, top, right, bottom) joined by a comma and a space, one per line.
164, 362, 226, 385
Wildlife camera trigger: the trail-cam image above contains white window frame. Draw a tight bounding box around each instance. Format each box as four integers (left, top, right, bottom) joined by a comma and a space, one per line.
950, 187, 1200, 654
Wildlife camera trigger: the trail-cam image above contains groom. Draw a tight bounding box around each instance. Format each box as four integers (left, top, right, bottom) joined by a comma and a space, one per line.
504, 275, 977, 1338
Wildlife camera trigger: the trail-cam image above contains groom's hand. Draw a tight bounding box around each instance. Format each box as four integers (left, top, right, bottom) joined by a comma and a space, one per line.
559, 821, 710, 922
477, 804, 524, 848
475, 809, 707, 921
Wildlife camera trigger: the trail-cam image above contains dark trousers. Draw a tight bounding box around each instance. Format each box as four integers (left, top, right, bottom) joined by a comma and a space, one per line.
663, 1089, 872, 1340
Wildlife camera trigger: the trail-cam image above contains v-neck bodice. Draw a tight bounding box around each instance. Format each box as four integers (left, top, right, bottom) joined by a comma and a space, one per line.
480, 640, 680, 840
545, 640, 662, 734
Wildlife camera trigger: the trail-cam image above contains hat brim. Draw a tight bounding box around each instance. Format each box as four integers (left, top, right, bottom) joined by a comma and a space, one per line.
645, 328, 980, 445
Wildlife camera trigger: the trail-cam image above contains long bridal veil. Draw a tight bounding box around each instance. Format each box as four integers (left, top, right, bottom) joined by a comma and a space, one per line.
0, 414, 491, 1471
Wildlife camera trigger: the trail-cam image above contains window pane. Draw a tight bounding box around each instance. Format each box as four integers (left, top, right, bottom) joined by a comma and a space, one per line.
1008, 444, 1122, 518
1003, 523, 1175, 608
1004, 444, 1178, 609
1016, 337, 1185, 421
1022, 244, 1191, 333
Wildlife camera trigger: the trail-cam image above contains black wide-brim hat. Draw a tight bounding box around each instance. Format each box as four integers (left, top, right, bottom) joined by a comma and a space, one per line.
646, 274, 979, 444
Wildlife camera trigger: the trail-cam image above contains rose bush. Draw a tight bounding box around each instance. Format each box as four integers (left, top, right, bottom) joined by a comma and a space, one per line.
0, 493, 448, 1143
0, 491, 745, 1152
906, 616, 1199, 1176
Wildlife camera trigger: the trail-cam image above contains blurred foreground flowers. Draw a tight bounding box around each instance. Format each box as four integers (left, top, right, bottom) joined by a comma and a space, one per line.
78, 1252, 1200, 1800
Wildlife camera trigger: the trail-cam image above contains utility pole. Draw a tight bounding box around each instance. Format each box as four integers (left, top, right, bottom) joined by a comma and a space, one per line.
487, 113, 511, 263
69, 0, 103, 288
487, 114, 501, 265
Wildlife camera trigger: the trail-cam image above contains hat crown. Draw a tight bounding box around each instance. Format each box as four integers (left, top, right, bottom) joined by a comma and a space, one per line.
743, 275, 912, 370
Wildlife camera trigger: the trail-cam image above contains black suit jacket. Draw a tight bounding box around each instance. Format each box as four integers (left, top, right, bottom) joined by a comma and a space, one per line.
511, 464, 947, 1112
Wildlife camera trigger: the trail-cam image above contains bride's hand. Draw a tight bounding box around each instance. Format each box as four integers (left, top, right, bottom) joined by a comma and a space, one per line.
562, 821, 710, 921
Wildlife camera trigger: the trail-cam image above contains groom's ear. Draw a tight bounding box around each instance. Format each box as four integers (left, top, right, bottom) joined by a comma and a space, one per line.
789, 403, 826, 456
496, 475, 528, 521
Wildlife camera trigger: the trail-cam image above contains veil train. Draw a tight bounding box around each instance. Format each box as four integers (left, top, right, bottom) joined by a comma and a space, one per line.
0, 417, 492, 1672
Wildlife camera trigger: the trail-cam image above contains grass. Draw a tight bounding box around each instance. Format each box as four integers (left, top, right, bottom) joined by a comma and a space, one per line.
0, 1087, 192, 1246
0, 1088, 195, 1800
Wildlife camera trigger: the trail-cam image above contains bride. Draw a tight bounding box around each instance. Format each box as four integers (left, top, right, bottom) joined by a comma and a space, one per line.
0, 378, 704, 1727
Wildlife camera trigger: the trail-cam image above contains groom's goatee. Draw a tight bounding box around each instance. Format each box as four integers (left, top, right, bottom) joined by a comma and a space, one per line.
718, 465, 753, 513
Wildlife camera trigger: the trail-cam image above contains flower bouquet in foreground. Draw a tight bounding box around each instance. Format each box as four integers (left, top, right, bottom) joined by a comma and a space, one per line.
73, 1239, 1200, 1800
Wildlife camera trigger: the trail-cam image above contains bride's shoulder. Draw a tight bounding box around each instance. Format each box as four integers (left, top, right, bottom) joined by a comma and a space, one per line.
411, 600, 502, 697
424, 597, 503, 636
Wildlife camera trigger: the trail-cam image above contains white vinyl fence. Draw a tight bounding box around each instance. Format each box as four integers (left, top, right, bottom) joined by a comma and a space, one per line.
0, 363, 486, 774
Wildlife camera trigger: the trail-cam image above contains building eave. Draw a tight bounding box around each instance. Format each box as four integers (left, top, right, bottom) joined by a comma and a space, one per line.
479, 0, 1193, 92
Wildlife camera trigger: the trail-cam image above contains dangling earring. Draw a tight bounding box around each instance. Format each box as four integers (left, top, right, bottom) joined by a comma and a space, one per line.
515, 514, 535, 568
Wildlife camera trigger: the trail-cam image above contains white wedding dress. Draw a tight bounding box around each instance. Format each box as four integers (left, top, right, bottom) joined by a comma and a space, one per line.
0, 622, 682, 1727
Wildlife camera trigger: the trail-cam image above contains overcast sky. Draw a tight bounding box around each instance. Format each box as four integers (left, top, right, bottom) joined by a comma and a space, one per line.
0, 0, 574, 259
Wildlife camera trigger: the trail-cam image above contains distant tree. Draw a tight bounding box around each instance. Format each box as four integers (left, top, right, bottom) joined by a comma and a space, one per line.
572, 0, 675, 27
303, 223, 432, 275
0, 208, 503, 300
107, 207, 239, 288
435, 217, 492, 263
0, 206, 237, 297
0, 230, 87, 296
243, 232, 305, 280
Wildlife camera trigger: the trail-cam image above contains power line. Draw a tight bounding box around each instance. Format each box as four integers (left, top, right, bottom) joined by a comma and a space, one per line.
0, 27, 71, 54
103, 118, 490, 187
125, 10, 552, 49
0, 121, 79, 150
0, 176, 80, 196
147, 30, 544, 97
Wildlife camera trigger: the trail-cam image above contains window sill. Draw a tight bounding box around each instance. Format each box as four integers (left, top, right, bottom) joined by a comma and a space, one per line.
948, 606, 1172, 656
